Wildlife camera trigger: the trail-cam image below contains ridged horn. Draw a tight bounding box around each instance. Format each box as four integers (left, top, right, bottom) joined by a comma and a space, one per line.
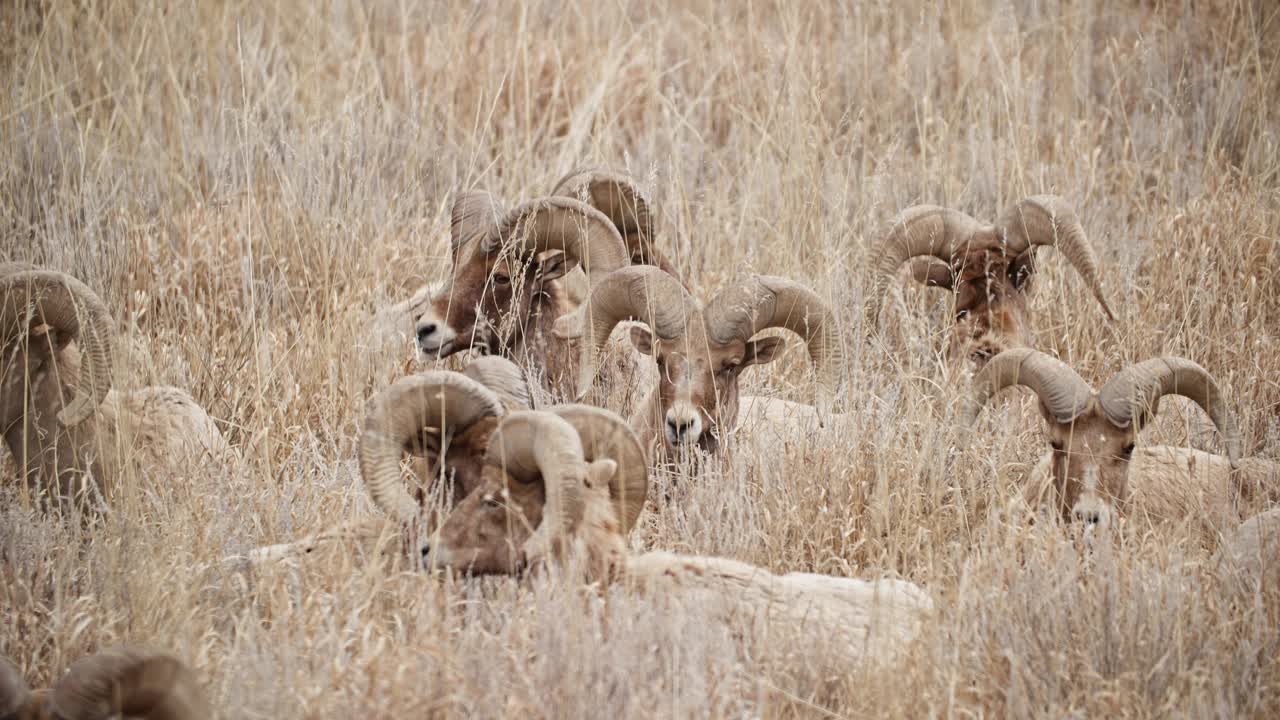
866, 205, 984, 325
553, 266, 698, 400
49, 646, 211, 720
485, 411, 587, 555
450, 190, 506, 257
552, 166, 656, 265
1098, 357, 1242, 465
0, 656, 30, 718
359, 372, 505, 522
0, 269, 114, 426
480, 197, 629, 279
462, 356, 533, 411
963, 348, 1095, 428
549, 404, 648, 534
997, 196, 1114, 321
703, 276, 844, 420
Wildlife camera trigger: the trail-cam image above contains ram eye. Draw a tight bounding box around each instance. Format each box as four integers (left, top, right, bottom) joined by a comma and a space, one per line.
720, 361, 740, 374
1049, 440, 1064, 452
482, 495, 502, 508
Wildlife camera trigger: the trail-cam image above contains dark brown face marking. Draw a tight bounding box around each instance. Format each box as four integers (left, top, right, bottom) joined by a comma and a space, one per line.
947, 248, 1036, 366
415, 243, 567, 358
424, 466, 546, 575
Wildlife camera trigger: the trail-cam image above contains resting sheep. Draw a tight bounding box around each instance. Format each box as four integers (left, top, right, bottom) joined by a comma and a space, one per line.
236, 357, 531, 563
1, 264, 228, 510
1, 646, 209, 719
413, 404, 931, 666
404, 189, 638, 399
963, 348, 1278, 531
554, 266, 843, 459
866, 197, 1113, 367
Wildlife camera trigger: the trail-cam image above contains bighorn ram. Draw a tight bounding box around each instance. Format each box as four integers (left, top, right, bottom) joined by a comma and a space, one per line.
408, 191, 634, 398
551, 166, 681, 278
238, 358, 531, 563
1, 265, 228, 509
964, 348, 1278, 529
418, 406, 931, 664
1, 646, 209, 719
555, 266, 842, 457
867, 197, 1113, 367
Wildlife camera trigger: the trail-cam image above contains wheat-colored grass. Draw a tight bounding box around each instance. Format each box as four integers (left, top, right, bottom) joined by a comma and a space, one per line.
2, 1, 1278, 717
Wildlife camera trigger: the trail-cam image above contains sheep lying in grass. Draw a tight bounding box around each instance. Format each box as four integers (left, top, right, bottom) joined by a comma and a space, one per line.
236, 357, 531, 564
1, 264, 228, 510
555, 266, 843, 460
964, 348, 1278, 532
1, 646, 209, 719
411, 405, 931, 666
866, 197, 1113, 368
396, 188, 645, 400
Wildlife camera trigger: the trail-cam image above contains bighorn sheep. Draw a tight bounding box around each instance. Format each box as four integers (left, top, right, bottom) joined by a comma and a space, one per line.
963, 348, 1278, 530
408, 191, 634, 398
237, 358, 531, 563
867, 197, 1113, 367
551, 166, 682, 279
554, 266, 842, 457
418, 406, 931, 664
1, 265, 228, 509
1, 646, 209, 719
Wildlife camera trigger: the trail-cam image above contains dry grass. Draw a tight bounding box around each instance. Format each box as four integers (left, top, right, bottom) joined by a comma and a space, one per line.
3, 0, 1279, 717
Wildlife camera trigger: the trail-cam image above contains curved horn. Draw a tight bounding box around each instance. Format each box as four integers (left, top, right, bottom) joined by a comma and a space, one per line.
963, 348, 1095, 428
485, 411, 587, 553
549, 404, 648, 534
554, 266, 698, 400
552, 166, 656, 265
1099, 357, 1242, 465
909, 257, 955, 289
462, 355, 533, 411
50, 646, 211, 720
359, 372, 505, 522
480, 197, 629, 280
997, 196, 1114, 321
0, 269, 114, 426
866, 205, 984, 325
450, 189, 506, 257
0, 656, 31, 718
704, 276, 844, 419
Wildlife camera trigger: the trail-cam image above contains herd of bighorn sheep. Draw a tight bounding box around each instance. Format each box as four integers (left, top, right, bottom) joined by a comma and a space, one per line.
4, 165, 1277, 712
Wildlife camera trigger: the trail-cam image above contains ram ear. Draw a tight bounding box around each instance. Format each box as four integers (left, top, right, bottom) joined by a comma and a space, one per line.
535, 251, 570, 285
629, 327, 654, 356
1008, 248, 1037, 290
586, 458, 619, 489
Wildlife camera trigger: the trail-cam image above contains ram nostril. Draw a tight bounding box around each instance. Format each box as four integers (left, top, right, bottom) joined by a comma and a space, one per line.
417, 323, 438, 341
1074, 510, 1101, 526
420, 543, 431, 561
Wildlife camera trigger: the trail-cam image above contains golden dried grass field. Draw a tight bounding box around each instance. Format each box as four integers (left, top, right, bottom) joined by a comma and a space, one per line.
2, 0, 1279, 717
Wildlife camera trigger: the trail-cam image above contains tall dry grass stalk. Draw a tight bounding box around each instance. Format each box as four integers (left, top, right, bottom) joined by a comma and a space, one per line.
2, 0, 1278, 716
